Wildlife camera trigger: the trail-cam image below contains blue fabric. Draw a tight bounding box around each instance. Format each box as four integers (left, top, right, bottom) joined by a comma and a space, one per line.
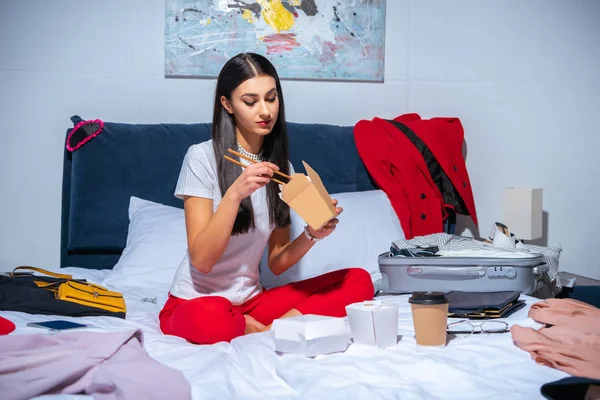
61, 118, 376, 269
287, 122, 376, 193
557, 285, 600, 308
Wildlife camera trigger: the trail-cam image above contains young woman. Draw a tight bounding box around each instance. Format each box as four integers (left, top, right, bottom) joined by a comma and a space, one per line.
159, 52, 374, 345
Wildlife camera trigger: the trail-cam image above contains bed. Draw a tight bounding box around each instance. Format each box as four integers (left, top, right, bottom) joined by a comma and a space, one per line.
2, 117, 569, 400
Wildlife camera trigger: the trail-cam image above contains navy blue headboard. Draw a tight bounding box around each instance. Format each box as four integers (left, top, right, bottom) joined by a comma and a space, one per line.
61, 118, 376, 269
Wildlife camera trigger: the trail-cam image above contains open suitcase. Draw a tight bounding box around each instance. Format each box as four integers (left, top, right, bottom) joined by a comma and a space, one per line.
377, 252, 548, 295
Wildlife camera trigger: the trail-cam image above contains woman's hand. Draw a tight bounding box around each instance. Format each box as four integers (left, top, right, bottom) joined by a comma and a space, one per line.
307, 199, 343, 240
226, 161, 279, 203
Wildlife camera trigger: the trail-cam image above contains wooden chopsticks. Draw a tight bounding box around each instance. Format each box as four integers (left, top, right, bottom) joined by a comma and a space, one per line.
223, 155, 285, 185
228, 149, 293, 180
224, 148, 291, 185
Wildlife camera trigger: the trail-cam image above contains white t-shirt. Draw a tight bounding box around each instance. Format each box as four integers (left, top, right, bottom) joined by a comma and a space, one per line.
169, 139, 291, 305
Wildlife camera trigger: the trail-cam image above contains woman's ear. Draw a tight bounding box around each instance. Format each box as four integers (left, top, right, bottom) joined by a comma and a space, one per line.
220, 96, 233, 114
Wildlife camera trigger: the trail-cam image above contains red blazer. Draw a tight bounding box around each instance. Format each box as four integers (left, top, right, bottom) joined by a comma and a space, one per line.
354, 113, 478, 239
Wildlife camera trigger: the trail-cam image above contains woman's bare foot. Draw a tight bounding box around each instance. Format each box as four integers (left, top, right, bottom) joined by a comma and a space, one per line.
244, 314, 266, 335
259, 308, 302, 332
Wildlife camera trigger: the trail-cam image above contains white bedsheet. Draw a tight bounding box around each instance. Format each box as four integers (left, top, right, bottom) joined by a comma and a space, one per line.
2, 267, 569, 400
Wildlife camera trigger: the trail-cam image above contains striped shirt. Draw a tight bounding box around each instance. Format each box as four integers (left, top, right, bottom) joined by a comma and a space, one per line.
169, 140, 291, 305
392, 233, 539, 258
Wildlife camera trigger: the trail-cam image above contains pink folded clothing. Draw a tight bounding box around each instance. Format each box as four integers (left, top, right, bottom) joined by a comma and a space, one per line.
528, 298, 600, 334
0, 329, 191, 400
511, 298, 600, 379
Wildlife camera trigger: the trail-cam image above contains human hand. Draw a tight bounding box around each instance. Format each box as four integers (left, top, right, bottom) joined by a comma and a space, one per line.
227, 161, 279, 203
307, 199, 343, 240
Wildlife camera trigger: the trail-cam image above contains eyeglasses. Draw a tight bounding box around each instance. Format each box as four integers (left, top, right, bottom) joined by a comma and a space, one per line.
447, 320, 509, 335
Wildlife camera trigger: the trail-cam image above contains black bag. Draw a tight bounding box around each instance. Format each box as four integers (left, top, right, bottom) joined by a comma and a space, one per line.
0, 273, 126, 319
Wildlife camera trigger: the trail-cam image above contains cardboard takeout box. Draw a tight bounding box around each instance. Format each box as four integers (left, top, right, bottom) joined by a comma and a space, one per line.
280, 161, 337, 230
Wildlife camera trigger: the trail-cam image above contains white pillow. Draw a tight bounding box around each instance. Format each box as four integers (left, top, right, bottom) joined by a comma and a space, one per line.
102, 196, 187, 289
104, 191, 405, 292
259, 190, 404, 292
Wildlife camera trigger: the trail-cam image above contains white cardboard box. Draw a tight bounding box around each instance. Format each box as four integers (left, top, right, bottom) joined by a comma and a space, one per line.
503, 187, 543, 240
345, 300, 398, 348
272, 314, 351, 357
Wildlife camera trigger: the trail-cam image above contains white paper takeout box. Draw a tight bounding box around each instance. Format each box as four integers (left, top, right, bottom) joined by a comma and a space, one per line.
280, 161, 337, 231
345, 300, 399, 348
272, 314, 351, 357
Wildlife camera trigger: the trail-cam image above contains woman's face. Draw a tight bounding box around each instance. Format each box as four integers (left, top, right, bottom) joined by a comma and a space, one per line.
221, 75, 279, 138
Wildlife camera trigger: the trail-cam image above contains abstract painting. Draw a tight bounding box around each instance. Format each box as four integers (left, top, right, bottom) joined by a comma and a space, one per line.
165, 0, 386, 82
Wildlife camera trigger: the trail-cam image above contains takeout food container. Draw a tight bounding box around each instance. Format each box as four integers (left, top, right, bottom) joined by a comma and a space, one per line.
272, 314, 351, 357
345, 300, 399, 348
280, 161, 337, 231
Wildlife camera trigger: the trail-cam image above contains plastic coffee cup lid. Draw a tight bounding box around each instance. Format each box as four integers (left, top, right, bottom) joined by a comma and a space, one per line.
408, 291, 449, 305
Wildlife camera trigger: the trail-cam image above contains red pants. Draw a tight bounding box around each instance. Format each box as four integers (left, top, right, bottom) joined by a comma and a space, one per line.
159, 268, 374, 345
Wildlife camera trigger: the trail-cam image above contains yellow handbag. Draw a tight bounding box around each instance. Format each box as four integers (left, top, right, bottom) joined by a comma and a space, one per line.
12, 266, 127, 314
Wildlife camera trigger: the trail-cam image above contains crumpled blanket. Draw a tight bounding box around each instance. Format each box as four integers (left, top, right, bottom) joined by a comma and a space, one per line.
511, 298, 600, 380
0, 328, 191, 400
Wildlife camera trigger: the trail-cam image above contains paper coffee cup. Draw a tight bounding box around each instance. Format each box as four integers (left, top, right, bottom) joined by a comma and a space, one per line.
408, 292, 449, 346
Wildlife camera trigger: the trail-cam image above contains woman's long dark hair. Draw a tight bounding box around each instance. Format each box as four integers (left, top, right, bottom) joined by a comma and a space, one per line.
212, 52, 291, 235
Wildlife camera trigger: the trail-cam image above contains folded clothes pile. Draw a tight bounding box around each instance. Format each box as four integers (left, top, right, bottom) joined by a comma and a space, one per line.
512, 298, 600, 381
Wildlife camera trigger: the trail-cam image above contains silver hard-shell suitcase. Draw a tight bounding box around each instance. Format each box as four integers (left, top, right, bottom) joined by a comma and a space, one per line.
377, 252, 548, 295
